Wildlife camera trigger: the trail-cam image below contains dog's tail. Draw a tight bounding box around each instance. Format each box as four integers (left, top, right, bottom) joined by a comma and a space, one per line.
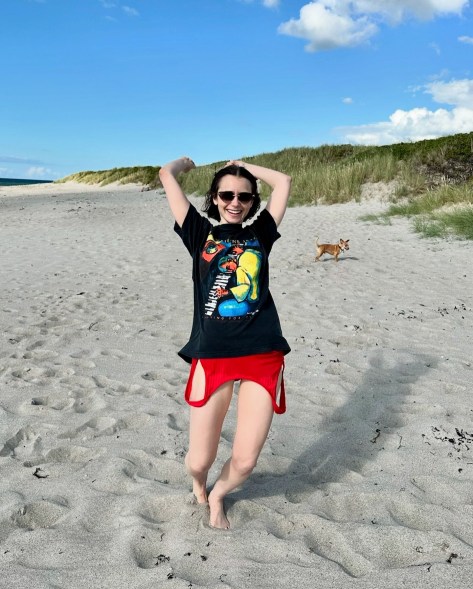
315, 235, 320, 246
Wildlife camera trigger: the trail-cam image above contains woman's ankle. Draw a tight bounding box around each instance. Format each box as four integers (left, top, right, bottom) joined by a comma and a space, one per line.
192, 480, 208, 503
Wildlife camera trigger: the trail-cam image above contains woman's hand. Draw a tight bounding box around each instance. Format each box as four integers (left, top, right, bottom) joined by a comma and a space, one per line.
225, 159, 245, 168
178, 156, 196, 173
225, 160, 291, 227
160, 156, 196, 178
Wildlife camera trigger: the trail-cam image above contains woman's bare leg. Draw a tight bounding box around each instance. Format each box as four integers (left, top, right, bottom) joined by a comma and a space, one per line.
185, 361, 234, 503
208, 380, 274, 528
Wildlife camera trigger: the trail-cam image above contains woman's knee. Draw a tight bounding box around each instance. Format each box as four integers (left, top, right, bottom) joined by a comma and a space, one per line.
231, 453, 258, 477
185, 452, 215, 477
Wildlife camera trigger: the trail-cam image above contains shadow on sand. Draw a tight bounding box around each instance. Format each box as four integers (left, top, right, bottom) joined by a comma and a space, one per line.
236, 348, 437, 502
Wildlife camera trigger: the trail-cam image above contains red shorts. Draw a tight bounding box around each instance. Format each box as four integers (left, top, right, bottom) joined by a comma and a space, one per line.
184, 351, 286, 414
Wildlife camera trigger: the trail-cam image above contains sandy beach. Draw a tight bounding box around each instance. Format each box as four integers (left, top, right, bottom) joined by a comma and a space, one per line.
1, 181, 472, 589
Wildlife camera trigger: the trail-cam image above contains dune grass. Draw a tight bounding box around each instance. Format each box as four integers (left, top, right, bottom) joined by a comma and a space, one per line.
362, 183, 473, 239
413, 208, 473, 239
387, 183, 473, 216
57, 132, 472, 202
57, 132, 473, 238
177, 147, 410, 205
58, 166, 160, 187
359, 213, 392, 225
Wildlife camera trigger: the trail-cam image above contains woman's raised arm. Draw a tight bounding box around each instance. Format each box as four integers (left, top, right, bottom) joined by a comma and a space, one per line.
227, 160, 291, 227
158, 156, 195, 227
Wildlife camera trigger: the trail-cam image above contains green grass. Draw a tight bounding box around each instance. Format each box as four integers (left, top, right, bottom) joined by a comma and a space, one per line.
57, 132, 473, 239
363, 183, 473, 239
58, 166, 160, 187
57, 132, 473, 202
413, 207, 473, 239
386, 183, 473, 217
176, 149, 415, 205
359, 213, 392, 225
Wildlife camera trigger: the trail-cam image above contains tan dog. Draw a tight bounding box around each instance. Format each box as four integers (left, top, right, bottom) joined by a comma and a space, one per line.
315, 237, 350, 262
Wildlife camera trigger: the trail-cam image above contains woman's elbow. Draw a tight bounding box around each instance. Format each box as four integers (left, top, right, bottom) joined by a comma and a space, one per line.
282, 174, 292, 189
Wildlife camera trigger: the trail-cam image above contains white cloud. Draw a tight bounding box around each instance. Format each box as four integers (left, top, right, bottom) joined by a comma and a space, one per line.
343, 97, 354, 104
122, 5, 139, 16
348, 0, 467, 22
427, 78, 473, 107
338, 78, 473, 144
279, 0, 468, 51
278, 2, 377, 51
459, 35, 473, 44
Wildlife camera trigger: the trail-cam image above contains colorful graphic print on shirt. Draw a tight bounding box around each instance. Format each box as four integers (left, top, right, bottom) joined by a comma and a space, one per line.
200, 231, 262, 319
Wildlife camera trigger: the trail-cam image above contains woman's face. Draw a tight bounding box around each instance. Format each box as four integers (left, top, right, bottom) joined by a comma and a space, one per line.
213, 175, 254, 224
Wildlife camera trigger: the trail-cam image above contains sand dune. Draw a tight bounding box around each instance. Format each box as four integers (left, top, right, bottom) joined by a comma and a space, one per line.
1, 181, 472, 588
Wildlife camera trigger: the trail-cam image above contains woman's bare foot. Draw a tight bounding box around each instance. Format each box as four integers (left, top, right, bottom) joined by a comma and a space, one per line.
208, 491, 230, 529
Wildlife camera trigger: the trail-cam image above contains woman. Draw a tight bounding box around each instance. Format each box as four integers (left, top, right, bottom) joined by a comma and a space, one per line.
159, 156, 291, 529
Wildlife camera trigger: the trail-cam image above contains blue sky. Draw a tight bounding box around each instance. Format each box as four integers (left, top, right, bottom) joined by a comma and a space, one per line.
1, 0, 472, 180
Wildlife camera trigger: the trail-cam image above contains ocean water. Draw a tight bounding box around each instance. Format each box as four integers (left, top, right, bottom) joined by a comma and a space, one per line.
0, 178, 53, 187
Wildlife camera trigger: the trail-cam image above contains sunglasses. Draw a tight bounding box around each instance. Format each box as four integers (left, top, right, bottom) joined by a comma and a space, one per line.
217, 191, 255, 204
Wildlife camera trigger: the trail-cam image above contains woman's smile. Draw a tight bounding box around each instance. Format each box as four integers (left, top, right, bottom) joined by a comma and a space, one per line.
214, 176, 253, 224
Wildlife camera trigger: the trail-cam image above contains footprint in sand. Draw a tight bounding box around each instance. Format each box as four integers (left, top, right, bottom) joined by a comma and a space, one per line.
0, 491, 24, 519
58, 413, 151, 440
18, 394, 74, 415
99, 348, 130, 360
289, 513, 375, 577
138, 493, 191, 526
121, 450, 186, 486
11, 497, 69, 530
72, 390, 107, 413
142, 368, 182, 387
92, 375, 130, 393
58, 416, 118, 440
141, 371, 159, 381
0, 493, 25, 543
131, 528, 168, 569
7, 326, 42, 342
23, 444, 106, 467
167, 413, 187, 432
69, 357, 96, 369
10, 366, 54, 382
0, 425, 43, 459
60, 374, 97, 389
21, 349, 59, 361
25, 340, 46, 351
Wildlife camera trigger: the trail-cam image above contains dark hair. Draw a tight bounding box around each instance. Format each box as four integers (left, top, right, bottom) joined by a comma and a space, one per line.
202, 165, 261, 222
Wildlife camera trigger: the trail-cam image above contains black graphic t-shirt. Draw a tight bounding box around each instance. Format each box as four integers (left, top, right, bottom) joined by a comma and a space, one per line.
174, 204, 291, 363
